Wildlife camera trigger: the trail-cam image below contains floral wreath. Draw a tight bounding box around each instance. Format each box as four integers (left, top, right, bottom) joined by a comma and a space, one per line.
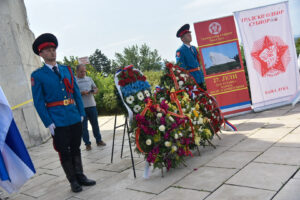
115, 63, 224, 172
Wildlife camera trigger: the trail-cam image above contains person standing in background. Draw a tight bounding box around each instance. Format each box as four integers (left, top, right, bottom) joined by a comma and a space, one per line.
76, 64, 106, 151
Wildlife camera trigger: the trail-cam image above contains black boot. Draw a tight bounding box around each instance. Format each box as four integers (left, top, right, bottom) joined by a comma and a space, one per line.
72, 155, 96, 186
61, 160, 83, 192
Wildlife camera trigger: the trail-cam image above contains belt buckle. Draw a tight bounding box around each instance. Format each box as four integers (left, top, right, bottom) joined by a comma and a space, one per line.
63, 99, 69, 106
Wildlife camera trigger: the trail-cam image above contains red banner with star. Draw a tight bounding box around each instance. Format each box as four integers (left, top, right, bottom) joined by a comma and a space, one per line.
234, 2, 300, 111
194, 16, 251, 117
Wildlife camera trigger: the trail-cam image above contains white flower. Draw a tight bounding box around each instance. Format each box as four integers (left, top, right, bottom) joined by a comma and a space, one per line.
178, 81, 184, 86
169, 116, 175, 122
164, 141, 171, 147
209, 100, 212, 104
194, 117, 197, 121
180, 74, 185, 78
176, 77, 179, 80
159, 125, 166, 132
172, 146, 177, 152
193, 121, 197, 125
179, 132, 183, 137
182, 108, 186, 112
160, 97, 165, 102
174, 134, 179, 139
144, 90, 151, 97
157, 113, 163, 118
191, 107, 195, 111
198, 118, 203, 124
137, 92, 144, 101
126, 95, 134, 104
133, 105, 142, 113
176, 70, 181, 73
174, 110, 178, 114
146, 139, 152, 146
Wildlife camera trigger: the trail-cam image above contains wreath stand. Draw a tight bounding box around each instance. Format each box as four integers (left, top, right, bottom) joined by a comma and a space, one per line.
110, 114, 136, 178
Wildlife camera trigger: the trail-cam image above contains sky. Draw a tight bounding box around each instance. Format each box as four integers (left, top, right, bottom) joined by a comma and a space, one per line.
202, 42, 239, 68
24, 0, 300, 63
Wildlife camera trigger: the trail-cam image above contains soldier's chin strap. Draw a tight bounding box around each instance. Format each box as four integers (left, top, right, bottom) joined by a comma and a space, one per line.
63, 66, 74, 97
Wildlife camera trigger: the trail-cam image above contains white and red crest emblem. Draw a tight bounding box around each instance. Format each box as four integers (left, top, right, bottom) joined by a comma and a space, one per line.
209, 22, 221, 35
251, 35, 290, 77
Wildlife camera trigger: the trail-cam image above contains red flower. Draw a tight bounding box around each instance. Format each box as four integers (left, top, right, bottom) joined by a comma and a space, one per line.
128, 69, 134, 77
118, 80, 126, 86
166, 62, 173, 69
201, 98, 207, 104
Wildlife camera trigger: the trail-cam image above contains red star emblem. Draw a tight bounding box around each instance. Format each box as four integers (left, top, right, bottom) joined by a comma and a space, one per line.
251, 36, 288, 77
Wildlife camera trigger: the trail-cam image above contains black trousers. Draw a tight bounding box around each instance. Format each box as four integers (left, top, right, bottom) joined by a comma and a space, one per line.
53, 122, 82, 163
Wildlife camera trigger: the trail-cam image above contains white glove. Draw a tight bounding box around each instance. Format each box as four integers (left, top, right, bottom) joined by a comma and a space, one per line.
48, 123, 56, 136
81, 116, 84, 122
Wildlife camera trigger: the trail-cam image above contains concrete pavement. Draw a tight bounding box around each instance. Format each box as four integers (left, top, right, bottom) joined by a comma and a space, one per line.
2, 104, 300, 200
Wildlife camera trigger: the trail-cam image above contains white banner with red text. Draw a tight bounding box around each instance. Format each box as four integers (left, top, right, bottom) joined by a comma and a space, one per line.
234, 1, 300, 111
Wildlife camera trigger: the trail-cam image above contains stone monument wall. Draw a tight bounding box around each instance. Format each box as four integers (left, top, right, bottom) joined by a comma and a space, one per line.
0, 0, 49, 147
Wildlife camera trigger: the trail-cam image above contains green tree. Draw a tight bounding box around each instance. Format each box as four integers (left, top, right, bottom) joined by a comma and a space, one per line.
114, 44, 162, 71
295, 37, 300, 56
89, 49, 112, 74
62, 56, 78, 71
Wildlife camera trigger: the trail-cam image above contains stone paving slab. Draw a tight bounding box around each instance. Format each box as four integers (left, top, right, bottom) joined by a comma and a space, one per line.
19, 174, 57, 193
9, 194, 36, 200
211, 132, 248, 147
229, 137, 276, 152
42, 166, 65, 177
204, 184, 275, 200
93, 188, 154, 200
248, 127, 293, 140
205, 151, 260, 169
268, 115, 300, 128
293, 170, 300, 179
126, 166, 192, 194
273, 179, 300, 200
234, 122, 265, 134
185, 146, 230, 170
75, 170, 142, 200
22, 176, 66, 198
226, 162, 298, 191
291, 126, 300, 134
254, 146, 300, 165
174, 166, 238, 191
3, 104, 300, 200
275, 133, 300, 148
151, 187, 209, 200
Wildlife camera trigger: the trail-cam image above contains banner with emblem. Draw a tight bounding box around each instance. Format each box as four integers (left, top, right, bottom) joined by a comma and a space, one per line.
234, 2, 300, 111
194, 16, 251, 117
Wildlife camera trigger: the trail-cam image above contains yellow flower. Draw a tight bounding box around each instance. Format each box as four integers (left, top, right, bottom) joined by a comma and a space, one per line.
203, 129, 212, 139
195, 103, 200, 111
153, 134, 161, 142
194, 136, 201, 146
193, 110, 199, 118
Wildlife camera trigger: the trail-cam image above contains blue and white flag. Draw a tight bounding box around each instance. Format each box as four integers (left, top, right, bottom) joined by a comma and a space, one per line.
0, 86, 35, 194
